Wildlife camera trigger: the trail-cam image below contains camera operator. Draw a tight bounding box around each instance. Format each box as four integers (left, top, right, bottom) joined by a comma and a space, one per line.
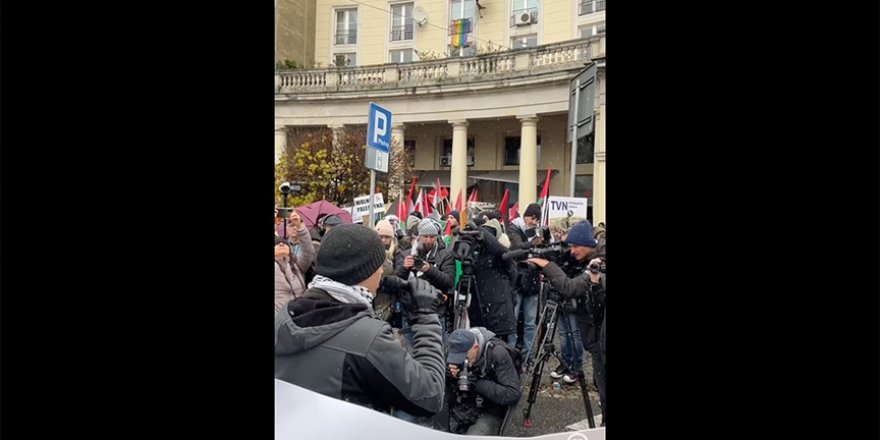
456, 222, 517, 343
394, 218, 456, 344
445, 327, 521, 435
526, 220, 606, 425
506, 203, 545, 357
275, 224, 446, 418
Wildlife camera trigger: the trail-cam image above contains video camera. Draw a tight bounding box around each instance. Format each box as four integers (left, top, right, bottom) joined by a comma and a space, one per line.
501, 241, 570, 269
452, 223, 484, 264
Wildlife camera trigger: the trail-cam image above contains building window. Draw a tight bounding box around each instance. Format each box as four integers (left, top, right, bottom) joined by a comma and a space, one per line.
579, 26, 593, 39
511, 34, 538, 49
504, 136, 542, 165
578, 0, 604, 16
448, 45, 477, 57
442, 138, 475, 167
390, 3, 414, 41
576, 132, 594, 164
511, 0, 538, 27
335, 9, 358, 45
575, 175, 594, 202
390, 49, 414, 63
332, 52, 357, 67
405, 140, 416, 167
451, 0, 477, 24
579, 21, 605, 38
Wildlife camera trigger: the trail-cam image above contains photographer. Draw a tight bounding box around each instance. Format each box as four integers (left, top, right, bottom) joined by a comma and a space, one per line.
394, 218, 456, 347
446, 327, 521, 435
275, 210, 316, 313
506, 203, 545, 357
275, 224, 446, 417
526, 220, 606, 425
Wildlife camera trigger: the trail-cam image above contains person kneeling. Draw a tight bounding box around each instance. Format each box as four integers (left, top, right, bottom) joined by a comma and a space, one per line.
446, 327, 521, 435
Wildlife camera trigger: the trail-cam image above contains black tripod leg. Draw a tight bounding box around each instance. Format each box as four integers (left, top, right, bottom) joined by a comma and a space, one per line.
498, 407, 513, 435
558, 309, 595, 428
577, 373, 596, 429
521, 350, 548, 427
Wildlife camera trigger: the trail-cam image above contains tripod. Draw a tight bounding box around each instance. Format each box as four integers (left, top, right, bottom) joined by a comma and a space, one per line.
521, 279, 595, 429
451, 258, 481, 331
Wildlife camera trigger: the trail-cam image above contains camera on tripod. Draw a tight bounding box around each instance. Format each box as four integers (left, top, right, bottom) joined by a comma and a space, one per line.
452, 224, 483, 264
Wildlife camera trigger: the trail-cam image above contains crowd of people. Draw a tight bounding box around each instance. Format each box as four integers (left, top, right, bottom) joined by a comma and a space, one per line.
274, 202, 607, 434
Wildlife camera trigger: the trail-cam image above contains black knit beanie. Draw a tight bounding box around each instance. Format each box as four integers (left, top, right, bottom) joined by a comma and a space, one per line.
315, 224, 386, 285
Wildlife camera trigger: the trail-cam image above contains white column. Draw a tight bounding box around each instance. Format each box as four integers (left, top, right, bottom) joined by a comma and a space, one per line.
449, 120, 469, 211
592, 103, 606, 225
517, 115, 538, 210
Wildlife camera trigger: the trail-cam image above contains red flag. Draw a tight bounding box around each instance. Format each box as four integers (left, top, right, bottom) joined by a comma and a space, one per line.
413, 188, 424, 213
444, 219, 453, 237
537, 168, 552, 204
537, 168, 552, 226
405, 176, 417, 215
509, 202, 519, 220
454, 189, 463, 211
499, 189, 509, 224
396, 193, 407, 227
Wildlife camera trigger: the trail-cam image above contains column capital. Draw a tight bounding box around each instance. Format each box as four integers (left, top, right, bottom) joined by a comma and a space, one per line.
448, 119, 469, 128
517, 115, 538, 125
391, 123, 406, 130
327, 123, 346, 130
275, 125, 287, 133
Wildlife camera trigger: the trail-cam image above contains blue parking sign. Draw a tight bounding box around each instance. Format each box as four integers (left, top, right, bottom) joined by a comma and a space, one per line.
367, 103, 392, 152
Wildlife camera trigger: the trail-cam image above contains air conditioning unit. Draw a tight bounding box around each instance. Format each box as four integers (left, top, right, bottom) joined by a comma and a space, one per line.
441, 156, 452, 166
515, 12, 535, 26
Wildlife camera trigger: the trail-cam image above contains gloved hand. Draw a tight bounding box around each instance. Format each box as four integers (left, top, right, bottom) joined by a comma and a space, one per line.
398, 277, 441, 317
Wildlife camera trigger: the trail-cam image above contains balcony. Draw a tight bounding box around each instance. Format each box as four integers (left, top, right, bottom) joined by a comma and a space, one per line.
275, 37, 605, 96
390, 24, 414, 41
579, 0, 605, 15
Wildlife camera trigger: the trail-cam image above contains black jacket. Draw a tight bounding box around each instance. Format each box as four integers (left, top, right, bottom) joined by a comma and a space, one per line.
275, 288, 445, 416
453, 328, 521, 417
506, 222, 533, 251
466, 228, 517, 337
393, 240, 456, 294
541, 261, 606, 346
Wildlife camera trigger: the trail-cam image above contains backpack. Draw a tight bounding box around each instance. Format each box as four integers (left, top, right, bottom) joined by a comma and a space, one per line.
487, 338, 523, 380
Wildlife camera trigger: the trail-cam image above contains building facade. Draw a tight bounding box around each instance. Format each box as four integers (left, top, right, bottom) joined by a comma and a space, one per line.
275, 0, 605, 223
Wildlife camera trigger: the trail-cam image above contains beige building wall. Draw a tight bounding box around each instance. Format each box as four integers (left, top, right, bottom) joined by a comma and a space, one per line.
276, 0, 317, 67
542, 0, 574, 45
312, 0, 589, 66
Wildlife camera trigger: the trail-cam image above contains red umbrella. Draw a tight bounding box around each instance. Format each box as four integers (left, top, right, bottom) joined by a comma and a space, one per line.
294, 200, 353, 230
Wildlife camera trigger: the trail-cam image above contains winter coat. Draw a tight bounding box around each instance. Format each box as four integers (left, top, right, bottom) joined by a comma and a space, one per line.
466, 227, 517, 337
275, 287, 445, 416
393, 239, 456, 295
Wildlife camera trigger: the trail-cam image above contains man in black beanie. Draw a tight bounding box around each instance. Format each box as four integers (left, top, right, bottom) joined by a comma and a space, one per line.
275, 224, 446, 417
506, 202, 545, 357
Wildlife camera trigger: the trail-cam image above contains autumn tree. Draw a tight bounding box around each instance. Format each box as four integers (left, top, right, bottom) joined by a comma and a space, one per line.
274, 126, 413, 208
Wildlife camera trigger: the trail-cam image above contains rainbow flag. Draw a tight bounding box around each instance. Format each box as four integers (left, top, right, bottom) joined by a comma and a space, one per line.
450, 19, 469, 48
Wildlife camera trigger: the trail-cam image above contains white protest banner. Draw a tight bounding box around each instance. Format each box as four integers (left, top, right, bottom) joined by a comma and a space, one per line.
352, 193, 386, 220
545, 196, 589, 229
